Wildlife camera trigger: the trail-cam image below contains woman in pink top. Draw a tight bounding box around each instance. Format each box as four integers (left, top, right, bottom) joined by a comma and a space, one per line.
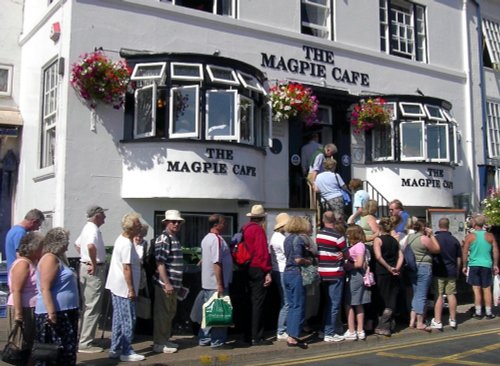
7, 231, 44, 365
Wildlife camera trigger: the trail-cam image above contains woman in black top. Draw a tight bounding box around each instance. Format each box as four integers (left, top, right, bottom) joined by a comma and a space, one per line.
373, 217, 403, 336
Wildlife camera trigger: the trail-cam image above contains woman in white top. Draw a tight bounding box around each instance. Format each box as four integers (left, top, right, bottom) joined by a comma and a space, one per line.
105, 212, 144, 362
269, 213, 290, 340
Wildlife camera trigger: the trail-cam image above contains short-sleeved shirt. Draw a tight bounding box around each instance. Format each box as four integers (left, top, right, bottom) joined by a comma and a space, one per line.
269, 231, 287, 272
5, 225, 27, 272
201, 233, 233, 289
154, 231, 184, 289
432, 231, 461, 278
75, 221, 106, 264
316, 227, 347, 280
315, 172, 345, 201
394, 211, 410, 235
348, 241, 366, 264
353, 190, 370, 215
105, 234, 142, 298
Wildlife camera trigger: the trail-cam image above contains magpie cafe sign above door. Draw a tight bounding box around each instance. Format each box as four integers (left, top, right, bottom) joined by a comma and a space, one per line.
261, 45, 370, 87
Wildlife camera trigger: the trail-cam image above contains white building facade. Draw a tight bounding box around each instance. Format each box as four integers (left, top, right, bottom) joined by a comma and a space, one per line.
4, 0, 499, 252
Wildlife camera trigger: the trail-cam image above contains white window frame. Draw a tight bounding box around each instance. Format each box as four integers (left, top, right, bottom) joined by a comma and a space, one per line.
169, 0, 235, 17
442, 109, 456, 123
171, 62, 204, 81
40, 59, 59, 168
385, 102, 397, 121
372, 123, 395, 161
487, 100, 500, 159
482, 18, 500, 69
426, 123, 449, 162
238, 95, 254, 144
169, 85, 200, 139
236, 71, 264, 94
400, 120, 425, 161
424, 104, 446, 121
134, 83, 157, 138
206, 65, 240, 86
301, 0, 332, 40
399, 102, 425, 117
131, 62, 167, 81
449, 124, 459, 165
0, 64, 13, 96
205, 89, 238, 141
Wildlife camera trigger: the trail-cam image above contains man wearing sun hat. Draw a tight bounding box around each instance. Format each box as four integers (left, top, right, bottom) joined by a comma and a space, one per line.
242, 204, 273, 346
153, 210, 185, 354
76, 205, 108, 353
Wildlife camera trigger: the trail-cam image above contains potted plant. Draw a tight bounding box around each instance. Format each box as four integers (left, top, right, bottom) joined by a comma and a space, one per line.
350, 97, 391, 134
268, 82, 319, 125
70, 50, 131, 110
482, 188, 500, 226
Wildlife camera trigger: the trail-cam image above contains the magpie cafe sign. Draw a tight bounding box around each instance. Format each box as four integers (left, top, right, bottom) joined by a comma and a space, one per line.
166, 148, 257, 177
401, 168, 453, 189
261, 45, 370, 86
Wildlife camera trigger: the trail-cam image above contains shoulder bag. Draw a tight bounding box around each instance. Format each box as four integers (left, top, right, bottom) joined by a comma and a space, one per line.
335, 174, 351, 206
2, 322, 29, 365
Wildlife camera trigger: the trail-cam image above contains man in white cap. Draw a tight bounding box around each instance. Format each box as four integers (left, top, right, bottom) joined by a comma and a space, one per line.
76, 205, 107, 353
153, 210, 185, 354
242, 204, 273, 346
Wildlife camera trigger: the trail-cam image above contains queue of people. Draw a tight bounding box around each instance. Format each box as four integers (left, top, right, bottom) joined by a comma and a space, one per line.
3, 199, 500, 364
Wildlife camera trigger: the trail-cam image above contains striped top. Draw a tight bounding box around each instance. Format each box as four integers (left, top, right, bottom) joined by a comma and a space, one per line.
154, 231, 184, 289
316, 228, 347, 281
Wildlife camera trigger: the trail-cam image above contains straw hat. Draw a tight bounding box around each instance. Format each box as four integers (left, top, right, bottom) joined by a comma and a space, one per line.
274, 213, 290, 231
246, 204, 267, 218
161, 210, 185, 223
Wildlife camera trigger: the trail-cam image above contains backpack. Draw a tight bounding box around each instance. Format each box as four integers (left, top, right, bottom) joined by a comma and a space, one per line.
231, 229, 252, 266
403, 237, 417, 272
143, 234, 172, 292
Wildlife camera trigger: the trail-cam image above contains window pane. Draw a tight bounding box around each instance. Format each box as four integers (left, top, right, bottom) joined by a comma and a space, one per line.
171, 63, 203, 80
135, 85, 155, 137
301, 0, 330, 39
42, 125, 56, 167
172, 86, 198, 135
131, 63, 166, 80
207, 65, 239, 84
216, 0, 232, 16
427, 124, 448, 160
239, 97, 254, 143
401, 122, 423, 158
449, 125, 456, 163
41, 60, 59, 168
206, 91, 236, 138
372, 124, 392, 159
0, 68, 8, 93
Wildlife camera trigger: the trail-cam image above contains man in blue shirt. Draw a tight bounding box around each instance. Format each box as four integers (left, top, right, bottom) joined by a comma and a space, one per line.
389, 199, 410, 237
5, 208, 44, 271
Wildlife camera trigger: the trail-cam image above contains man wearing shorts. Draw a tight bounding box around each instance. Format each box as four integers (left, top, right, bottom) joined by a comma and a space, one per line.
431, 218, 462, 329
462, 214, 499, 319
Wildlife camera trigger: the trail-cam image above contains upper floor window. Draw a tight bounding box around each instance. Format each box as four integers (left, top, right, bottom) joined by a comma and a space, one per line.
301, 0, 332, 40
161, 0, 235, 17
40, 59, 59, 168
487, 100, 500, 159
380, 0, 427, 63
0, 64, 13, 96
482, 18, 500, 71
369, 100, 458, 165
124, 55, 271, 149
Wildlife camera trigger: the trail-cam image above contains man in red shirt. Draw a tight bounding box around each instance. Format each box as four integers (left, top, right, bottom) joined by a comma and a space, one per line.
241, 205, 272, 346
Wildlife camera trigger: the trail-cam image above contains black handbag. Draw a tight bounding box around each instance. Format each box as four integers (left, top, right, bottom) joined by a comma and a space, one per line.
2, 322, 29, 365
31, 322, 63, 362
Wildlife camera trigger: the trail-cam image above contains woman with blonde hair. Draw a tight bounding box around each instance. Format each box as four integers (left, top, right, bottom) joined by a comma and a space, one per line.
7, 232, 44, 365
35, 227, 79, 365
358, 200, 380, 243
283, 216, 312, 349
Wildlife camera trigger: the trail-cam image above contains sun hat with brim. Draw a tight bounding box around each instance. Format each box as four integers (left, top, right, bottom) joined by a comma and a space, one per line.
161, 210, 185, 223
274, 212, 290, 231
246, 204, 267, 218
87, 205, 108, 218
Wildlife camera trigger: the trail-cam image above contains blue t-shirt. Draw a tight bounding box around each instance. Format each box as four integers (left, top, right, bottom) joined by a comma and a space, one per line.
432, 231, 461, 278
5, 225, 27, 272
395, 211, 410, 235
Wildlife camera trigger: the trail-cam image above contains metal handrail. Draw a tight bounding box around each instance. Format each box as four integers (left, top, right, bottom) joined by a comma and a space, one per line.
363, 180, 390, 218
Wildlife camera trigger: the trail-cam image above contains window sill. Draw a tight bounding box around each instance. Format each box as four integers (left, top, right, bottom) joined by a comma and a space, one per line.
33, 166, 55, 182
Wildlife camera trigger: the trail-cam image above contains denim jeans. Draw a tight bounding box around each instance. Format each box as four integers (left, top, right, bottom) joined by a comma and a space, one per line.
322, 279, 344, 337
410, 263, 432, 315
283, 270, 305, 338
198, 289, 229, 347
272, 270, 289, 335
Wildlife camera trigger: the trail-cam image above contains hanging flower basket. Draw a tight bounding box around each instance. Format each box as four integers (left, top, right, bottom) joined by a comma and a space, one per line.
482, 188, 500, 226
70, 50, 131, 110
268, 82, 319, 125
350, 97, 391, 134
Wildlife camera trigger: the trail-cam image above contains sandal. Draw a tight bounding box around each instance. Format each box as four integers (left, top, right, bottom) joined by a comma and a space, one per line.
415, 325, 432, 332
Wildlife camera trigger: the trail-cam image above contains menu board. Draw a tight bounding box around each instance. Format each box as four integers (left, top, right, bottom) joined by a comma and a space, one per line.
427, 208, 467, 243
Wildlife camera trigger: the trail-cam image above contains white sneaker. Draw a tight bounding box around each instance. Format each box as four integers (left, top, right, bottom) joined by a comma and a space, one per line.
324, 334, 345, 342
343, 330, 357, 341
449, 319, 457, 328
430, 318, 443, 330
276, 332, 288, 341
78, 346, 104, 353
120, 353, 145, 362
153, 344, 178, 354
356, 330, 366, 340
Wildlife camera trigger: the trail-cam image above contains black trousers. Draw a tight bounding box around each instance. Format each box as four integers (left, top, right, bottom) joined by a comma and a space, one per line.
248, 267, 268, 341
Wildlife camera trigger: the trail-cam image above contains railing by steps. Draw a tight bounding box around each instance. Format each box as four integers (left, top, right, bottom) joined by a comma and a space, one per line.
364, 180, 390, 218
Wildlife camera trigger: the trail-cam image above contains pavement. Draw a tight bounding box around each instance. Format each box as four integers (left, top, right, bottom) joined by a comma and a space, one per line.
0, 303, 499, 366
